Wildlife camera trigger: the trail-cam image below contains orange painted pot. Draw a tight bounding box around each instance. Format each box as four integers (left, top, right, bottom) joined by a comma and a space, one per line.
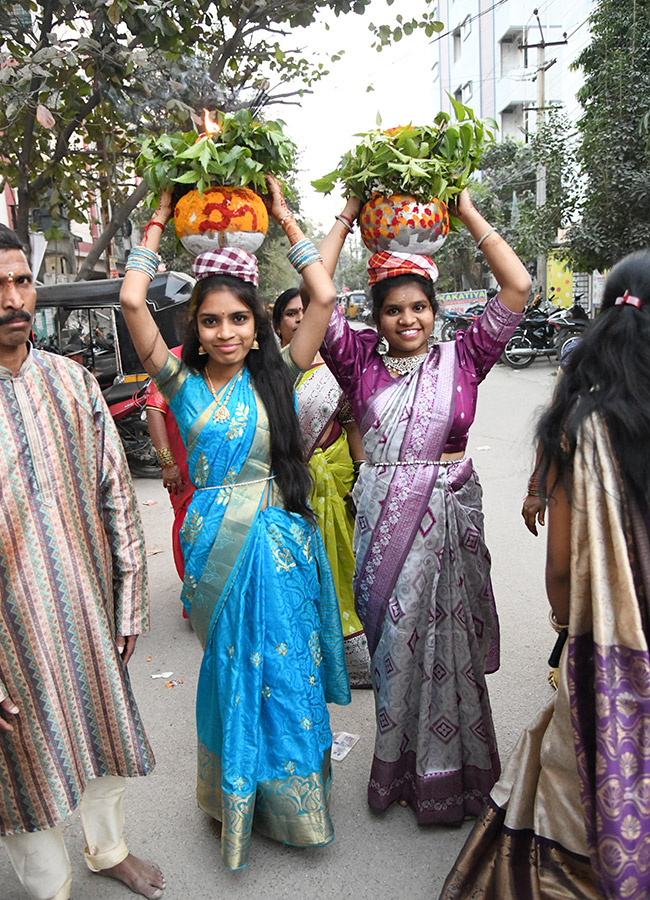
359, 194, 449, 255
174, 186, 268, 256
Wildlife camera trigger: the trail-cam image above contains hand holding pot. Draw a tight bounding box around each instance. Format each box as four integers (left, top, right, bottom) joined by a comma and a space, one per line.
152, 189, 174, 228
341, 195, 361, 224
447, 188, 476, 227
263, 173, 290, 224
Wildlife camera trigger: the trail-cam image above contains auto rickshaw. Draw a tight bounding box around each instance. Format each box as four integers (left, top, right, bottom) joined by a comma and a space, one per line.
34, 271, 194, 476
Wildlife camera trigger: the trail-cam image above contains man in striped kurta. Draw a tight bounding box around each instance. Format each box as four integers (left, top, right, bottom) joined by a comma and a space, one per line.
0, 225, 164, 900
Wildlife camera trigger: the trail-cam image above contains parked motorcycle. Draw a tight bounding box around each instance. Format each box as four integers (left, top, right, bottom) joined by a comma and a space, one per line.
439, 302, 486, 341
548, 297, 589, 360
501, 294, 589, 369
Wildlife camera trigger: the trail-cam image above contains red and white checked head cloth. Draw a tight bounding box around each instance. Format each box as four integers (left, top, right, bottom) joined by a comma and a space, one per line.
192, 247, 259, 287
367, 251, 438, 285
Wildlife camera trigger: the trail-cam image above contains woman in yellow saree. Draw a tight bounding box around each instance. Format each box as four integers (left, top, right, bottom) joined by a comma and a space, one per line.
272, 285, 372, 686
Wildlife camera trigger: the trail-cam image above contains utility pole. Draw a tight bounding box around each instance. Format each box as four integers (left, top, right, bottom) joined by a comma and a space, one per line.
520, 10, 567, 296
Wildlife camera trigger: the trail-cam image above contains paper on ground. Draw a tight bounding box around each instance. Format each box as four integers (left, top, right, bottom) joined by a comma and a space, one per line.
332, 732, 360, 761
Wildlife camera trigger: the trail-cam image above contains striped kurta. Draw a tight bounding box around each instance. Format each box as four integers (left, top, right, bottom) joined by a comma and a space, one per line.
0, 348, 154, 836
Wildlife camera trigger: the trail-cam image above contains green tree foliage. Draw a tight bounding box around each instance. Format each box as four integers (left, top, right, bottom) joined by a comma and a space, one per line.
434, 116, 575, 291
0, 0, 372, 257
567, 0, 650, 271
368, 0, 443, 49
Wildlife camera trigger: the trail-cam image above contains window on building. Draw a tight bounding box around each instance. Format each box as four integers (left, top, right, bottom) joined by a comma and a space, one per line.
461, 15, 472, 41
461, 81, 473, 104
499, 28, 524, 77
431, 61, 439, 84
500, 103, 525, 139
453, 28, 462, 62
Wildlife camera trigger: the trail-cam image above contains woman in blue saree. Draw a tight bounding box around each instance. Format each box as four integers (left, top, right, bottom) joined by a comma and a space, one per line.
120, 177, 350, 870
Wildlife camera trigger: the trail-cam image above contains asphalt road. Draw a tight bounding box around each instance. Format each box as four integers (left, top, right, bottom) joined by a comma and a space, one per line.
1, 357, 560, 900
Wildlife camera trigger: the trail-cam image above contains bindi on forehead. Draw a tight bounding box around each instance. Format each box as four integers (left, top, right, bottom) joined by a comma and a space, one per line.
0, 270, 30, 284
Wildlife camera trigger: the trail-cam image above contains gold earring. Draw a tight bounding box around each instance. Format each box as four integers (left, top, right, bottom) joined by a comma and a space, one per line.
198, 343, 207, 355
251, 334, 259, 351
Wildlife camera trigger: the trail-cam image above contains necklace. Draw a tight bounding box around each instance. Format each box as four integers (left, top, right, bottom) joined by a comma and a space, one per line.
383, 353, 427, 376
204, 368, 243, 422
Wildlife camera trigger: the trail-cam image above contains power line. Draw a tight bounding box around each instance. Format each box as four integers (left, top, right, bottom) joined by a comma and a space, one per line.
428, 0, 510, 45
566, 15, 591, 40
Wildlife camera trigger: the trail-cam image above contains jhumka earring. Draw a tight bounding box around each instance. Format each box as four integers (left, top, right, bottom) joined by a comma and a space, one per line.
377, 333, 389, 355
198, 344, 207, 356
251, 334, 260, 350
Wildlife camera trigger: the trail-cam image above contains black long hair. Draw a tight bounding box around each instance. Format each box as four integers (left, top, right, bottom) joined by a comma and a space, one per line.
182, 274, 313, 521
537, 250, 650, 515
370, 273, 438, 326
272, 287, 300, 335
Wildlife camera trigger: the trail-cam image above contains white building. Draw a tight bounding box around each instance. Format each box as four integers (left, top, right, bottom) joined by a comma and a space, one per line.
433, 0, 594, 141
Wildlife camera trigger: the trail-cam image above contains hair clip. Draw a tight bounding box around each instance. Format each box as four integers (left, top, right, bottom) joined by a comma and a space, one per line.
615, 290, 642, 309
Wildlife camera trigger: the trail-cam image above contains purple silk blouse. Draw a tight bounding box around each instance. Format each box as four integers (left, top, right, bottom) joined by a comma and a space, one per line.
320, 296, 522, 454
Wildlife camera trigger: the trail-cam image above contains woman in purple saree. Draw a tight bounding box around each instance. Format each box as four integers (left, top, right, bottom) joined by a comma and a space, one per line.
319, 190, 531, 824
440, 251, 650, 899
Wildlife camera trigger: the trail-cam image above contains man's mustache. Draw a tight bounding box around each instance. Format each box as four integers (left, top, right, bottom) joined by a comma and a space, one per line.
0, 310, 31, 326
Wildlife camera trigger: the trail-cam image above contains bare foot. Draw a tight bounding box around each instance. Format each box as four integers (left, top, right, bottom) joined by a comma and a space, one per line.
97, 854, 165, 899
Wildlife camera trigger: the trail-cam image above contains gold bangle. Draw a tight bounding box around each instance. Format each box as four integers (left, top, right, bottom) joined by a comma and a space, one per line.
549, 610, 569, 633
156, 447, 176, 468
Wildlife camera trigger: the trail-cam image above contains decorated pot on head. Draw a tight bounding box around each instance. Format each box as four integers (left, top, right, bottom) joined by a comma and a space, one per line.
174, 186, 268, 256
359, 193, 449, 255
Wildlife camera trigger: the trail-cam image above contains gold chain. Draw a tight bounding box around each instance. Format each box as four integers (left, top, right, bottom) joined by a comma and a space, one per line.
204, 368, 243, 422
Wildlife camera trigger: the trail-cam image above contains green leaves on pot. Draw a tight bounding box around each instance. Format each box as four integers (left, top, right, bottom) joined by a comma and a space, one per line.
312, 99, 496, 204
137, 109, 297, 202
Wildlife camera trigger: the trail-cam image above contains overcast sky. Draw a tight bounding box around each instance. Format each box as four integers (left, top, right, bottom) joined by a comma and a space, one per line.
277, 0, 436, 228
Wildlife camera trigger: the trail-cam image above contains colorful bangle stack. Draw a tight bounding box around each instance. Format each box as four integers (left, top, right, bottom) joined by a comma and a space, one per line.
156, 447, 176, 468
287, 238, 322, 274
335, 214, 354, 234
125, 246, 160, 281
527, 474, 540, 497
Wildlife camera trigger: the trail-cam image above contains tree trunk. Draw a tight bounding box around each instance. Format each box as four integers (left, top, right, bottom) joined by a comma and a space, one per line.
75, 181, 148, 281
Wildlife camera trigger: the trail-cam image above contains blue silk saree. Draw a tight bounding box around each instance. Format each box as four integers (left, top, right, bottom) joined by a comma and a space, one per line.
154, 352, 351, 870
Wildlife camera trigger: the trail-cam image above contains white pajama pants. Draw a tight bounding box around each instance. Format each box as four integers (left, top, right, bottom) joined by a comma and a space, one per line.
1, 775, 128, 900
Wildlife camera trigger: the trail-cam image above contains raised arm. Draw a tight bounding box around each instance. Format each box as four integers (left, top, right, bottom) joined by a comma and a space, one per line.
450, 189, 531, 313
264, 174, 339, 371
119, 192, 173, 377
318, 197, 362, 277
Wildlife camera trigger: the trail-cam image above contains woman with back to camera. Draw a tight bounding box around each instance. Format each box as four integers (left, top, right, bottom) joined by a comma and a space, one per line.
119, 175, 350, 872
440, 250, 650, 900
317, 188, 531, 824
